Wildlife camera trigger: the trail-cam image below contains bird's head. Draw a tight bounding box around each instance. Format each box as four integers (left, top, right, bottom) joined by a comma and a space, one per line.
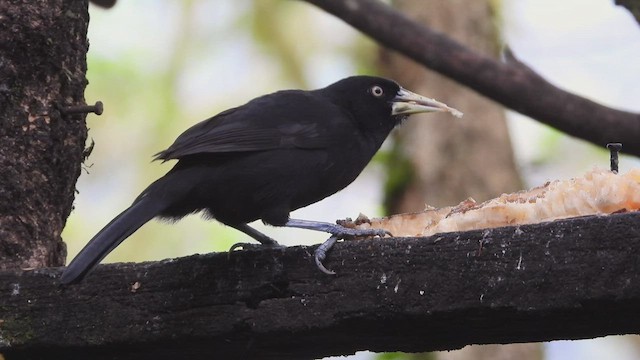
320, 76, 462, 133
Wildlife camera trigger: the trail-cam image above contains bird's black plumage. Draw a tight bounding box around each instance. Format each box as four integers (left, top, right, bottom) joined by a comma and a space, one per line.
61, 76, 460, 284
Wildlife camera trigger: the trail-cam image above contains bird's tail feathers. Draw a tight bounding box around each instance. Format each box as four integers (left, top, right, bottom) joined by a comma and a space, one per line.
60, 194, 166, 284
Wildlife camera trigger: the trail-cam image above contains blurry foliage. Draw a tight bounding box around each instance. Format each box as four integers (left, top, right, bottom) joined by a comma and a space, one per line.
377, 141, 416, 216
248, 0, 307, 86
375, 351, 434, 360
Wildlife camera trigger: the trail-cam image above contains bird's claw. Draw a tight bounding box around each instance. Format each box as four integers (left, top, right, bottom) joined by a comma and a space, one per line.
228, 240, 283, 253
314, 236, 338, 275
314, 227, 390, 275
229, 242, 256, 252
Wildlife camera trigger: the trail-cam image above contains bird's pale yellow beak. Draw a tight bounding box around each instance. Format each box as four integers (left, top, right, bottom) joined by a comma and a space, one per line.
391, 88, 463, 118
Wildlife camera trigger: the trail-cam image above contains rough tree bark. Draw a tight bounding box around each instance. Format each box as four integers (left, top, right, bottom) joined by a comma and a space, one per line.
2, 212, 640, 359
0, 1, 89, 270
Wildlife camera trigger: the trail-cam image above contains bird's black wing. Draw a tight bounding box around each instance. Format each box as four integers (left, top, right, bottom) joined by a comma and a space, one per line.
155, 91, 342, 161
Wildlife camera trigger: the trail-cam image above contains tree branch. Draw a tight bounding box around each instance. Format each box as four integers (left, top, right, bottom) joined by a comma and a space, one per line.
301, 0, 640, 156
615, 0, 640, 24
3, 212, 640, 359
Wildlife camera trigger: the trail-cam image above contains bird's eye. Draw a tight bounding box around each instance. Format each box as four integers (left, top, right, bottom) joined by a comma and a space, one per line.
370, 85, 384, 97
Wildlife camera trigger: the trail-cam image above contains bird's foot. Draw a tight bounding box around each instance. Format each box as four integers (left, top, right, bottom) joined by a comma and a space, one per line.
284, 218, 391, 239
228, 223, 284, 254
301, 223, 391, 275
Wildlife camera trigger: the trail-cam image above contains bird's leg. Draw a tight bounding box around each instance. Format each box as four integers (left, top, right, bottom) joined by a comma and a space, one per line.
284, 218, 390, 238
228, 223, 281, 252
284, 218, 391, 274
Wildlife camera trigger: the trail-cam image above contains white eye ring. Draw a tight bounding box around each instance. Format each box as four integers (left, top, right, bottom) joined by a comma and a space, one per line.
370, 85, 384, 97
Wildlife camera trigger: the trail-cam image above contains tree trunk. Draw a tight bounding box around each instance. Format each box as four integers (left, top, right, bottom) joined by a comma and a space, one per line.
380, 0, 522, 211
379, 1, 536, 359
0, 0, 89, 270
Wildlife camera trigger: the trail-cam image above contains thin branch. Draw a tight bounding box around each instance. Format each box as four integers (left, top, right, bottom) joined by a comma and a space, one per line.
301, 0, 640, 156
3, 212, 640, 359
615, 0, 640, 24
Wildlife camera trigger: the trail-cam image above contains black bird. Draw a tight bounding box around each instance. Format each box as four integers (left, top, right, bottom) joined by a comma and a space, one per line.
60, 76, 461, 284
